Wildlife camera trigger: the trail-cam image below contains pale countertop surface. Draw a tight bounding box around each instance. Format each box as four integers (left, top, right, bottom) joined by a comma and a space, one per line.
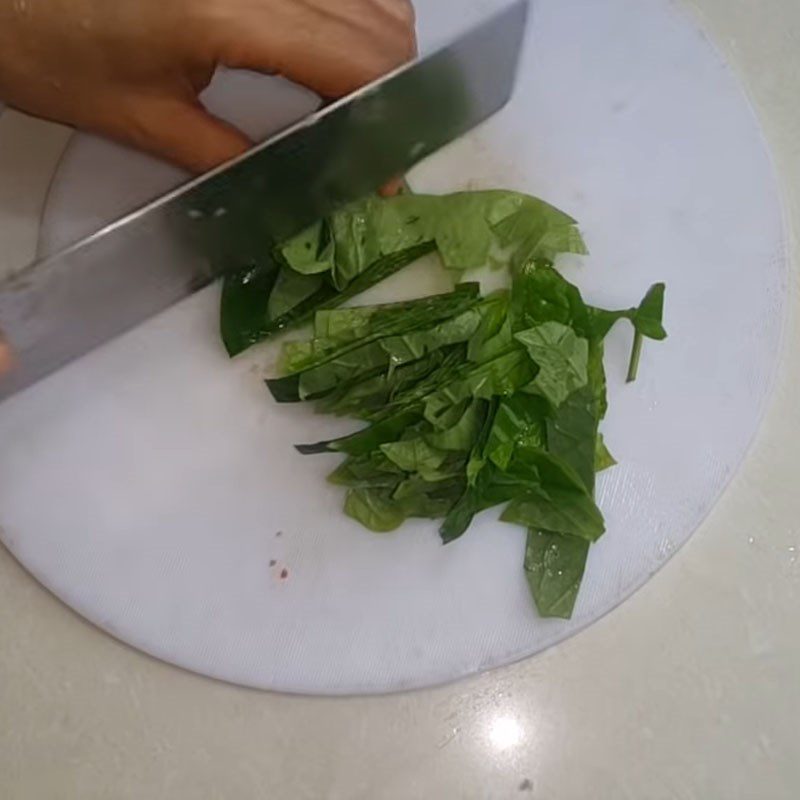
2, 1, 800, 797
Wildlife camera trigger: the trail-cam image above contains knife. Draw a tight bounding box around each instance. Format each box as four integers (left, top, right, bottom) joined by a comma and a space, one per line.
0, 0, 529, 402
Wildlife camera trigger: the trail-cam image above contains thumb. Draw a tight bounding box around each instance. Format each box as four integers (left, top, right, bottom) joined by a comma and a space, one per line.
114, 96, 252, 174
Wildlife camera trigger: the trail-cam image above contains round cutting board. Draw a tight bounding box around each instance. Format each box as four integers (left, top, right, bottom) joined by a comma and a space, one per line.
0, 0, 787, 694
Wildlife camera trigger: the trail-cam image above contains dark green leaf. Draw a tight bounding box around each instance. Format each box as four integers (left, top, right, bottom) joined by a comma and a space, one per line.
265, 374, 301, 404
295, 407, 423, 456
297, 341, 389, 401
220, 258, 281, 357
588, 283, 667, 342
485, 394, 548, 470
439, 399, 499, 544
545, 385, 599, 493
510, 263, 592, 337
501, 485, 605, 542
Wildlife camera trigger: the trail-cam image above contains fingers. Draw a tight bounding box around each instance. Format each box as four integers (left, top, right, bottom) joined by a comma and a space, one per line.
379, 176, 407, 197
0, 336, 14, 377
218, 0, 417, 98
107, 95, 253, 174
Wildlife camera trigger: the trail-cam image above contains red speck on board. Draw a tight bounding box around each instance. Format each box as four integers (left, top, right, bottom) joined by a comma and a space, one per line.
280, 568, 289, 580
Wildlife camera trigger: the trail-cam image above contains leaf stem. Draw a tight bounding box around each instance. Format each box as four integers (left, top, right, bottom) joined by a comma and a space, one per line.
626, 331, 644, 383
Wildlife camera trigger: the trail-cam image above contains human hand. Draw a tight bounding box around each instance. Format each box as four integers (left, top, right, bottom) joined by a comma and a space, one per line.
0, 0, 416, 173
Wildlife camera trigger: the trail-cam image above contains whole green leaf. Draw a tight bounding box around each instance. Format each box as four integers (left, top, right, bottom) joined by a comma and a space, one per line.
515, 322, 589, 407
525, 530, 590, 619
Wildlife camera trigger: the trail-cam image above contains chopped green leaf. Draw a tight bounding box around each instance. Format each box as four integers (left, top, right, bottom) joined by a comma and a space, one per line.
345, 489, 407, 533
545, 386, 599, 493
485, 394, 548, 470
525, 530, 590, 619
381, 439, 448, 477
595, 434, 617, 473
425, 400, 486, 452
515, 322, 590, 407
424, 350, 535, 426
234, 188, 668, 621
501, 486, 605, 542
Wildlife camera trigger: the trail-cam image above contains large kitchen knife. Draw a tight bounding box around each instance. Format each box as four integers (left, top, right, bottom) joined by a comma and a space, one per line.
0, 0, 529, 402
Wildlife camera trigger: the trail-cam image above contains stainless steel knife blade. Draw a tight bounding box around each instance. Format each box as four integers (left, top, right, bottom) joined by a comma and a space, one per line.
0, 0, 529, 402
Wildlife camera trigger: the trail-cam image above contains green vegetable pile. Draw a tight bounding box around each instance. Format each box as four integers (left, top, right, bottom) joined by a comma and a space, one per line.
220, 190, 666, 619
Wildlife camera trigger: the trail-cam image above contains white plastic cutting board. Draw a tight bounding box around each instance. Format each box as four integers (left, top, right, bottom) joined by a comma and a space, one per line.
0, 0, 787, 694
